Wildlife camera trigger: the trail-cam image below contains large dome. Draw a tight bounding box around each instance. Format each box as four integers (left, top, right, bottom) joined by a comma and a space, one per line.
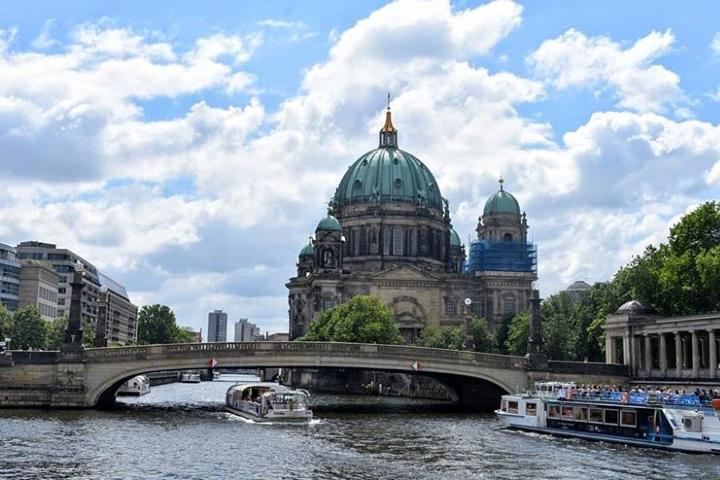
333, 147, 443, 210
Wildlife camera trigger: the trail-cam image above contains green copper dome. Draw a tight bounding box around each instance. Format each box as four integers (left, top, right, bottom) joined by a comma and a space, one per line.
333, 148, 443, 209
299, 242, 314, 257
316, 214, 342, 231
449, 228, 462, 247
484, 179, 521, 216
333, 108, 443, 210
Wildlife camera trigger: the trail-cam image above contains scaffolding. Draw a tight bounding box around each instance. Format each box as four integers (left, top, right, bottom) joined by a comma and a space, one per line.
465, 240, 537, 274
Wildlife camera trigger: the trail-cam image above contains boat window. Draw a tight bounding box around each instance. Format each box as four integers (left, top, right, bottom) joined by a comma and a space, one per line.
508, 401, 519, 414
548, 405, 560, 419
525, 402, 537, 416
573, 407, 588, 422
561, 406, 574, 421
604, 409, 619, 425
501, 400, 507, 412
620, 410, 637, 428
589, 408, 603, 424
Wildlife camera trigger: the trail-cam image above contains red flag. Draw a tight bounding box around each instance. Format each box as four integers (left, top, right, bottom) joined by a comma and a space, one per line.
208, 357, 218, 368
412, 361, 421, 371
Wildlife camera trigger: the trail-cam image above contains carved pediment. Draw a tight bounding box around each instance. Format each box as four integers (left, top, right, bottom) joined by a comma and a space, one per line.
370, 264, 441, 282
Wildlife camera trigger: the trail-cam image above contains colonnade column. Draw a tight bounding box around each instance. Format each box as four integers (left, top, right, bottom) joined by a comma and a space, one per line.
623, 334, 631, 366
659, 334, 667, 377
644, 334, 652, 376
605, 336, 614, 363
674, 331, 682, 377
691, 330, 700, 378
710, 329, 717, 379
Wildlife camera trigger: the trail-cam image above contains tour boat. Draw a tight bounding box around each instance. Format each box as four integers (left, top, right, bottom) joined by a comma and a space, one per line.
179, 372, 202, 383
116, 375, 151, 396
496, 382, 720, 453
225, 383, 313, 423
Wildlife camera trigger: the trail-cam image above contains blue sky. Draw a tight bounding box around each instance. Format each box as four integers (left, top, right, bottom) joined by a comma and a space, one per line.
0, 0, 719, 337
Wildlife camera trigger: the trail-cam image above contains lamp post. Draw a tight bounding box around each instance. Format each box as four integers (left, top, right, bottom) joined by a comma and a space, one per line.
62, 261, 85, 356
95, 285, 109, 348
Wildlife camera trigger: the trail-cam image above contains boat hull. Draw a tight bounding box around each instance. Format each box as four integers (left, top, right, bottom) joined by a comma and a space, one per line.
224, 406, 312, 423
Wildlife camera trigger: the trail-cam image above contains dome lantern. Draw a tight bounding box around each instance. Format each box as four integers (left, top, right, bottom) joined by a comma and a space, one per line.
379, 93, 398, 148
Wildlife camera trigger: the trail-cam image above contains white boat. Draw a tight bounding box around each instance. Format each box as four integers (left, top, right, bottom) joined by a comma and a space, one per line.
179, 372, 201, 383
496, 381, 720, 454
117, 375, 151, 396
225, 383, 313, 423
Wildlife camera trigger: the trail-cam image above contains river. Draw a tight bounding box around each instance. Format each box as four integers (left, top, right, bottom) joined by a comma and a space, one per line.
0, 374, 717, 480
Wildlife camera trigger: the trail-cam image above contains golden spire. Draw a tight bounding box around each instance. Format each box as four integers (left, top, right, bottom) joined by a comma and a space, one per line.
499, 175, 504, 191
381, 92, 396, 133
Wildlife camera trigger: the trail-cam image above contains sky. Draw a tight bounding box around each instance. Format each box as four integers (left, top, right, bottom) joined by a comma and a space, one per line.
1, 0, 719, 338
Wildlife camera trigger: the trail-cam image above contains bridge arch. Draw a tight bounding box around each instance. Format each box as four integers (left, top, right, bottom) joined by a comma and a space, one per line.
83, 342, 527, 409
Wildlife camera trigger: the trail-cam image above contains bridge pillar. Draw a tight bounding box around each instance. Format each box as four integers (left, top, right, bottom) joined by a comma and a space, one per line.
60, 265, 85, 361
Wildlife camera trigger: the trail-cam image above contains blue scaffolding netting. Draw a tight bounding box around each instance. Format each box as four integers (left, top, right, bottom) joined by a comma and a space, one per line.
465, 240, 537, 274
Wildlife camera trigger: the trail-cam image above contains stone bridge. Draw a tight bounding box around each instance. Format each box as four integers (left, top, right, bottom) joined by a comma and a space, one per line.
0, 342, 629, 410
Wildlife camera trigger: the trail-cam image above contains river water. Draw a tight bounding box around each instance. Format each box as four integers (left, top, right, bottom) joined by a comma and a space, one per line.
0, 374, 718, 480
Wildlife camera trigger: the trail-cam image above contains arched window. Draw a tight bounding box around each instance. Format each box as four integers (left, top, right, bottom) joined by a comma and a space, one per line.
504, 233, 513, 242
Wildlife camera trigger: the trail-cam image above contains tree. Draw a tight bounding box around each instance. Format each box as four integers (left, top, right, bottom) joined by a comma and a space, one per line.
137, 304, 190, 344
506, 312, 530, 356
541, 292, 578, 361
419, 325, 465, 350
10, 306, 47, 350
300, 295, 403, 344
0, 303, 11, 340
470, 316, 497, 353
494, 313, 514, 355
45, 317, 67, 350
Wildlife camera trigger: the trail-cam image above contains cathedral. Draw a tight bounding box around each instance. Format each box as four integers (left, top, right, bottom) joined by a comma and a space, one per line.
287, 105, 537, 343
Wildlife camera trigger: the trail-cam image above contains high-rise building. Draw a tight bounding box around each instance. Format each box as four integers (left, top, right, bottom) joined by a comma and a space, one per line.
18, 263, 59, 321
207, 310, 227, 342
99, 272, 139, 345
15, 242, 101, 324
0, 243, 20, 312
234, 318, 260, 342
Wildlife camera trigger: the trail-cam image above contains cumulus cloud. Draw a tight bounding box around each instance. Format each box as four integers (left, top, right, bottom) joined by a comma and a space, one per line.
528, 28, 684, 113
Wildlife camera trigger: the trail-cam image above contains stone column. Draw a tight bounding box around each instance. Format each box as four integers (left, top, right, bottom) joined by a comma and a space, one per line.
659, 333, 667, 377
691, 330, 700, 378
644, 334, 653, 376
710, 329, 717, 379
674, 331, 682, 378
623, 334, 631, 366
605, 336, 613, 363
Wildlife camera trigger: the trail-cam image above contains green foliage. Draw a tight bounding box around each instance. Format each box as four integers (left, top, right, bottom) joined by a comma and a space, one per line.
137, 304, 193, 344
176, 327, 199, 343
10, 306, 47, 350
0, 303, 11, 340
420, 325, 465, 350
506, 312, 530, 356
470, 316, 497, 353
541, 293, 578, 361
494, 313, 514, 355
300, 295, 403, 345
45, 317, 67, 350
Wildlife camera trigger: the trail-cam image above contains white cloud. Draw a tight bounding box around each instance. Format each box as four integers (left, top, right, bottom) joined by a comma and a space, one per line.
712, 32, 720, 56
528, 28, 683, 113
32, 19, 59, 50
257, 19, 307, 29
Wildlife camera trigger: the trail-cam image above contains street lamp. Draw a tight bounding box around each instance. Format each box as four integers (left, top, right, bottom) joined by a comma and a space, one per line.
95, 285, 109, 348
61, 261, 85, 356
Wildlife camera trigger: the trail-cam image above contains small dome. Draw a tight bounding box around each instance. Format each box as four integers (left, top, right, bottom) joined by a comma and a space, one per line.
299, 242, 314, 257
316, 214, 342, 232
449, 228, 462, 247
616, 300, 656, 315
484, 178, 521, 216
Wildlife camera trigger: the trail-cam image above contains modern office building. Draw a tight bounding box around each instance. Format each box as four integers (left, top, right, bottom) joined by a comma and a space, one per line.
15, 241, 101, 324
18, 263, 59, 321
98, 272, 139, 345
0, 243, 20, 312
234, 318, 260, 342
207, 310, 228, 342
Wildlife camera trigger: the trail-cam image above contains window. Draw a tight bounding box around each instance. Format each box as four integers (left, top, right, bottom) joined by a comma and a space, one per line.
503, 233, 513, 241
620, 410, 637, 428
548, 405, 560, 419
392, 227, 404, 256
561, 406, 574, 421
589, 408, 604, 424
503, 299, 515, 314
321, 298, 335, 310
604, 409, 619, 425
501, 400, 507, 412
525, 402, 537, 416
573, 407, 588, 422
445, 298, 457, 315
507, 401, 518, 414
382, 227, 391, 256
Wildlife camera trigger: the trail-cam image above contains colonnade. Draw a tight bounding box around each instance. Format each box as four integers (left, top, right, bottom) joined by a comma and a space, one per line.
606, 329, 718, 379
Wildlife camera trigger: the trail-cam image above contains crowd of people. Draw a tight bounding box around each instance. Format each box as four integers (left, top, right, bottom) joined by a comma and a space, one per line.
550, 383, 720, 405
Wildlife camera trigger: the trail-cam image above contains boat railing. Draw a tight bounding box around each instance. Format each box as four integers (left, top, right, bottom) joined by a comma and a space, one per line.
546, 390, 710, 408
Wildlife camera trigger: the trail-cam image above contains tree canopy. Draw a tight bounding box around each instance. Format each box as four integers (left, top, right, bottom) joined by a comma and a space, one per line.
10, 306, 47, 350
300, 295, 403, 344
0, 303, 11, 340
469, 316, 497, 353
419, 325, 465, 350
137, 304, 194, 344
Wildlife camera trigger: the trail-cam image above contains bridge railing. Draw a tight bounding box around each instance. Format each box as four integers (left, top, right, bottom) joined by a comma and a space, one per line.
83, 341, 527, 368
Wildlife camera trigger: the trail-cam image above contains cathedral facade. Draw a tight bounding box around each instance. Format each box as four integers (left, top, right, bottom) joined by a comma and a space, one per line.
287, 107, 537, 343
